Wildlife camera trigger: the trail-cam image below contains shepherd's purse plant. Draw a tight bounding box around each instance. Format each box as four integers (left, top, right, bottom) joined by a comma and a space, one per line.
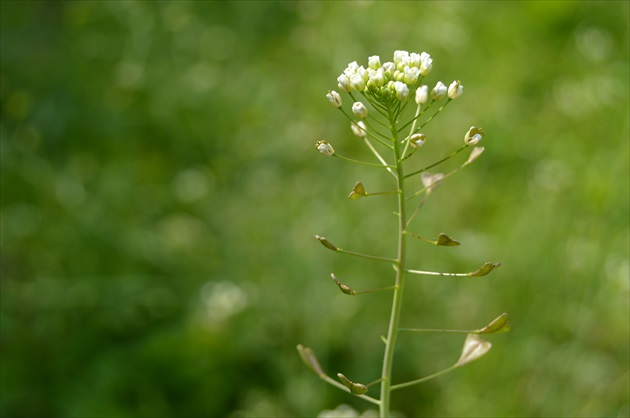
297, 50, 510, 417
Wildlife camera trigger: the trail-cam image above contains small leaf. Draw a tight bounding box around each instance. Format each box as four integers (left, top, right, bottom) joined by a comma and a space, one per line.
470, 262, 501, 277
297, 344, 326, 377
315, 235, 338, 251
435, 233, 460, 246
479, 313, 511, 334
455, 334, 492, 367
348, 181, 366, 200
331, 273, 356, 295
337, 373, 369, 395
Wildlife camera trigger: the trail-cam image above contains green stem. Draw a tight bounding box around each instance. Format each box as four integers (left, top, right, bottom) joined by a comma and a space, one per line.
333, 154, 396, 168
389, 365, 457, 391
379, 109, 407, 418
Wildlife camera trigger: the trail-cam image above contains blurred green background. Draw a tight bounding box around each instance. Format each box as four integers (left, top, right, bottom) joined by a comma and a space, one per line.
1, 1, 628, 417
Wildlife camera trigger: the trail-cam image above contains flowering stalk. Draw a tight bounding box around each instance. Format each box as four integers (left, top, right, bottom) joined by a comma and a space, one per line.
299, 51, 509, 417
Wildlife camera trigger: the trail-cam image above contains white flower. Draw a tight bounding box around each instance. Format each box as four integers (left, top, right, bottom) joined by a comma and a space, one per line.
409, 133, 426, 148
368, 55, 381, 70
393, 81, 409, 101
393, 50, 410, 66
464, 126, 485, 146
448, 80, 463, 99
315, 140, 335, 156
382, 62, 396, 76
337, 73, 352, 92
415, 85, 429, 105
403, 66, 420, 85
350, 73, 366, 91
352, 102, 368, 118
351, 121, 367, 137
409, 52, 422, 68
431, 81, 447, 100
420, 52, 433, 76
326, 90, 342, 108
368, 67, 386, 88
344, 61, 359, 76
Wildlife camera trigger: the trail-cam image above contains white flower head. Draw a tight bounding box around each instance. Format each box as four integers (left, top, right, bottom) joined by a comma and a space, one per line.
415, 85, 429, 105
448, 80, 463, 99
464, 126, 485, 146
352, 101, 368, 118
351, 121, 367, 137
315, 140, 335, 156
393, 81, 409, 101
431, 81, 447, 101
368, 55, 381, 70
326, 90, 342, 108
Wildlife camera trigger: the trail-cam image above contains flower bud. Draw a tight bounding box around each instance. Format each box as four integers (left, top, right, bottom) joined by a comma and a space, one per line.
409, 133, 427, 148
393, 81, 409, 101
409, 52, 422, 68
315, 140, 335, 156
403, 66, 420, 85
431, 81, 447, 101
393, 50, 409, 66
382, 62, 395, 78
448, 80, 463, 99
368, 55, 381, 70
464, 126, 484, 146
351, 121, 367, 137
419, 52, 432, 76
352, 102, 368, 119
415, 85, 429, 105
337, 74, 352, 93
326, 90, 342, 108
368, 67, 386, 88
350, 73, 366, 91
344, 61, 359, 76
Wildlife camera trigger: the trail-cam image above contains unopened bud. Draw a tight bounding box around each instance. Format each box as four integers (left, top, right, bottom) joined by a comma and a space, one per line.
352, 102, 368, 118
393, 81, 409, 101
351, 121, 367, 138
448, 80, 463, 99
431, 81, 447, 101
326, 90, 342, 108
415, 85, 429, 105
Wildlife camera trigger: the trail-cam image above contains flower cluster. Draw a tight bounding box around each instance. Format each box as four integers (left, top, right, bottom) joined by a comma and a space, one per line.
335, 50, 434, 104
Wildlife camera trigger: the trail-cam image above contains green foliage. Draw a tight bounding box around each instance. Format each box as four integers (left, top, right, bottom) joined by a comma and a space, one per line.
1, 1, 628, 417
